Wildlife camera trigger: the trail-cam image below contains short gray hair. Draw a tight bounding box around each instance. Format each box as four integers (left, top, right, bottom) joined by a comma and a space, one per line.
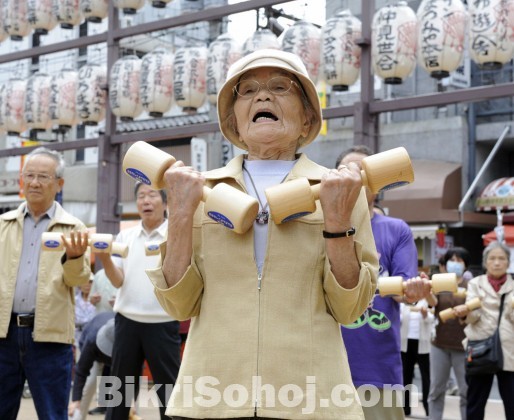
482, 241, 511, 269
23, 147, 65, 178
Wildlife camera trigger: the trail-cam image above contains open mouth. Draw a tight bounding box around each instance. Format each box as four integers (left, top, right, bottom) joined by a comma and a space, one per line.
253, 111, 278, 123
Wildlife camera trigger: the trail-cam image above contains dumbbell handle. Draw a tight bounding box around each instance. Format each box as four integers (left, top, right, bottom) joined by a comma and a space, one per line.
439, 297, 482, 323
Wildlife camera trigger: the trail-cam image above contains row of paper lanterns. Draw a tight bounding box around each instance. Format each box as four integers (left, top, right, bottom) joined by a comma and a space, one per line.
2, 0, 514, 133
0, 0, 226, 41
0, 64, 106, 135
288, 0, 514, 90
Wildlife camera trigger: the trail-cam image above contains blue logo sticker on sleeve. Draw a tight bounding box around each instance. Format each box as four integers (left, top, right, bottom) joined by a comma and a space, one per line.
207, 211, 234, 229
125, 168, 151, 185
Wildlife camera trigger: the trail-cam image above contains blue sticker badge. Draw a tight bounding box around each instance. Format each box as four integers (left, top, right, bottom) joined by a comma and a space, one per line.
148, 244, 159, 251
379, 181, 409, 192
93, 241, 109, 250
207, 211, 234, 229
44, 240, 60, 249
281, 212, 311, 223
125, 168, 151, 185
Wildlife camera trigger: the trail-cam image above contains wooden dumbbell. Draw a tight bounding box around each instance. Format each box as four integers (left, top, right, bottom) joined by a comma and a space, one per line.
89, 233, 113, 253
41, 232, 66, 251
123, 141, 259, 234
265, 147, 414, 224
439, 297, 482, 323
378, 273, 458, 297
111, 242, 129, 258
145, 241, 161, 256
89, 234, 129, 258
453, 287, 467, 299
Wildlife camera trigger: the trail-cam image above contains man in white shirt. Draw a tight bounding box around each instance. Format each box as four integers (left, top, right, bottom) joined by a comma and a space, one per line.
96, 182, 181, 420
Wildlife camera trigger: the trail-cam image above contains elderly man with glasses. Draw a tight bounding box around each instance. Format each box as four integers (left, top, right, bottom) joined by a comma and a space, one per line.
0, 146, 91, 420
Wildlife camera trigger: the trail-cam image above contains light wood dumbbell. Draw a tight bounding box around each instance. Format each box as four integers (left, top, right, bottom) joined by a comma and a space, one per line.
453, 287, 467, 299
265, 147, 414, 224
41, 232, 67, 251
89, 234, 129, 258
378, 273, 458, 297
439, 297, 482, 323
123, 141, 259, 234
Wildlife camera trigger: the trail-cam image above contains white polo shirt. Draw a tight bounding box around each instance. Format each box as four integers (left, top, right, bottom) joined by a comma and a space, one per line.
112, 220, 174, 323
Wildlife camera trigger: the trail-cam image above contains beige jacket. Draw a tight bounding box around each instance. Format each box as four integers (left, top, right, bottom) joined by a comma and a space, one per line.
0, 202, 91, 344
148, 154, 379, 419
464, 274, 514, 371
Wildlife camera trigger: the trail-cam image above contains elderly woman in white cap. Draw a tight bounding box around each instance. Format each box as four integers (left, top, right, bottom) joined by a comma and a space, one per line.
147, 49, 378, 419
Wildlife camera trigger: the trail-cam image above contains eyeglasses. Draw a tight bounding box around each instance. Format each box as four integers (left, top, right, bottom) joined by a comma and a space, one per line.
22, 172, 57, 184
233, 76, 300, 98
136, 191, 161, 201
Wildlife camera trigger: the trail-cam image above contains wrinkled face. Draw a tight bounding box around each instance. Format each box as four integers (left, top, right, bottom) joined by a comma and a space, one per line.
22, 155, 63, 211
233, 67, 310, 154
136, 184, 166, 227
340, 152, 375, 205
485, 247, 509, 278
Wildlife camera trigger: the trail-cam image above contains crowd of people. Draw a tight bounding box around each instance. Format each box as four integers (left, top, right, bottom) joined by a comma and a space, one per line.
1, 49, 513, 420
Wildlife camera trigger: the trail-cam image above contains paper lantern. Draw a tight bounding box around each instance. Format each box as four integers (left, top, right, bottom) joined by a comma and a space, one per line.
321, 10, 362, 91
27, 0, 57, 35
243, 29, 281, 56
49, 69, 79, 132
281, 20, 322, 82
76, 63, 107, 126
469, 0, 514, 70
53, 0, 83, 29
109, 55, 143, 121
3, 0, 31, 41
3, 79, 27, 135
113, 0, 145, 14
417, 0, 467, 79
207, 33, 242, 104
372, 1, 418, 84
148, 0, 173, 8
140, 48, 174, 117
173, 46, 207, 112
80, 0, 108, 23
24, 72, 52, 132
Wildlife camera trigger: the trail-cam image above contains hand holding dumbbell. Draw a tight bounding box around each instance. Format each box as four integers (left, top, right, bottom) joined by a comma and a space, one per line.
41, 231, 89, 258
439, 297, 481, 323
265, 147, 414, 224
123, 141, 259, 234
89, 234, 129, 258
378, 273, 457, 297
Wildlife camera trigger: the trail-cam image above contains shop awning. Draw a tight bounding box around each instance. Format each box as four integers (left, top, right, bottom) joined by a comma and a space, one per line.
475, 177, 514, 212
381, 160, 496, 227
410, 224, 440, 240
482, 225, 514, 246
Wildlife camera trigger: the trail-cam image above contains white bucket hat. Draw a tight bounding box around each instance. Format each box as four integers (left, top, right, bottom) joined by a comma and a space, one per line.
96, 318, 115, 358
217, 49, 322, 151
